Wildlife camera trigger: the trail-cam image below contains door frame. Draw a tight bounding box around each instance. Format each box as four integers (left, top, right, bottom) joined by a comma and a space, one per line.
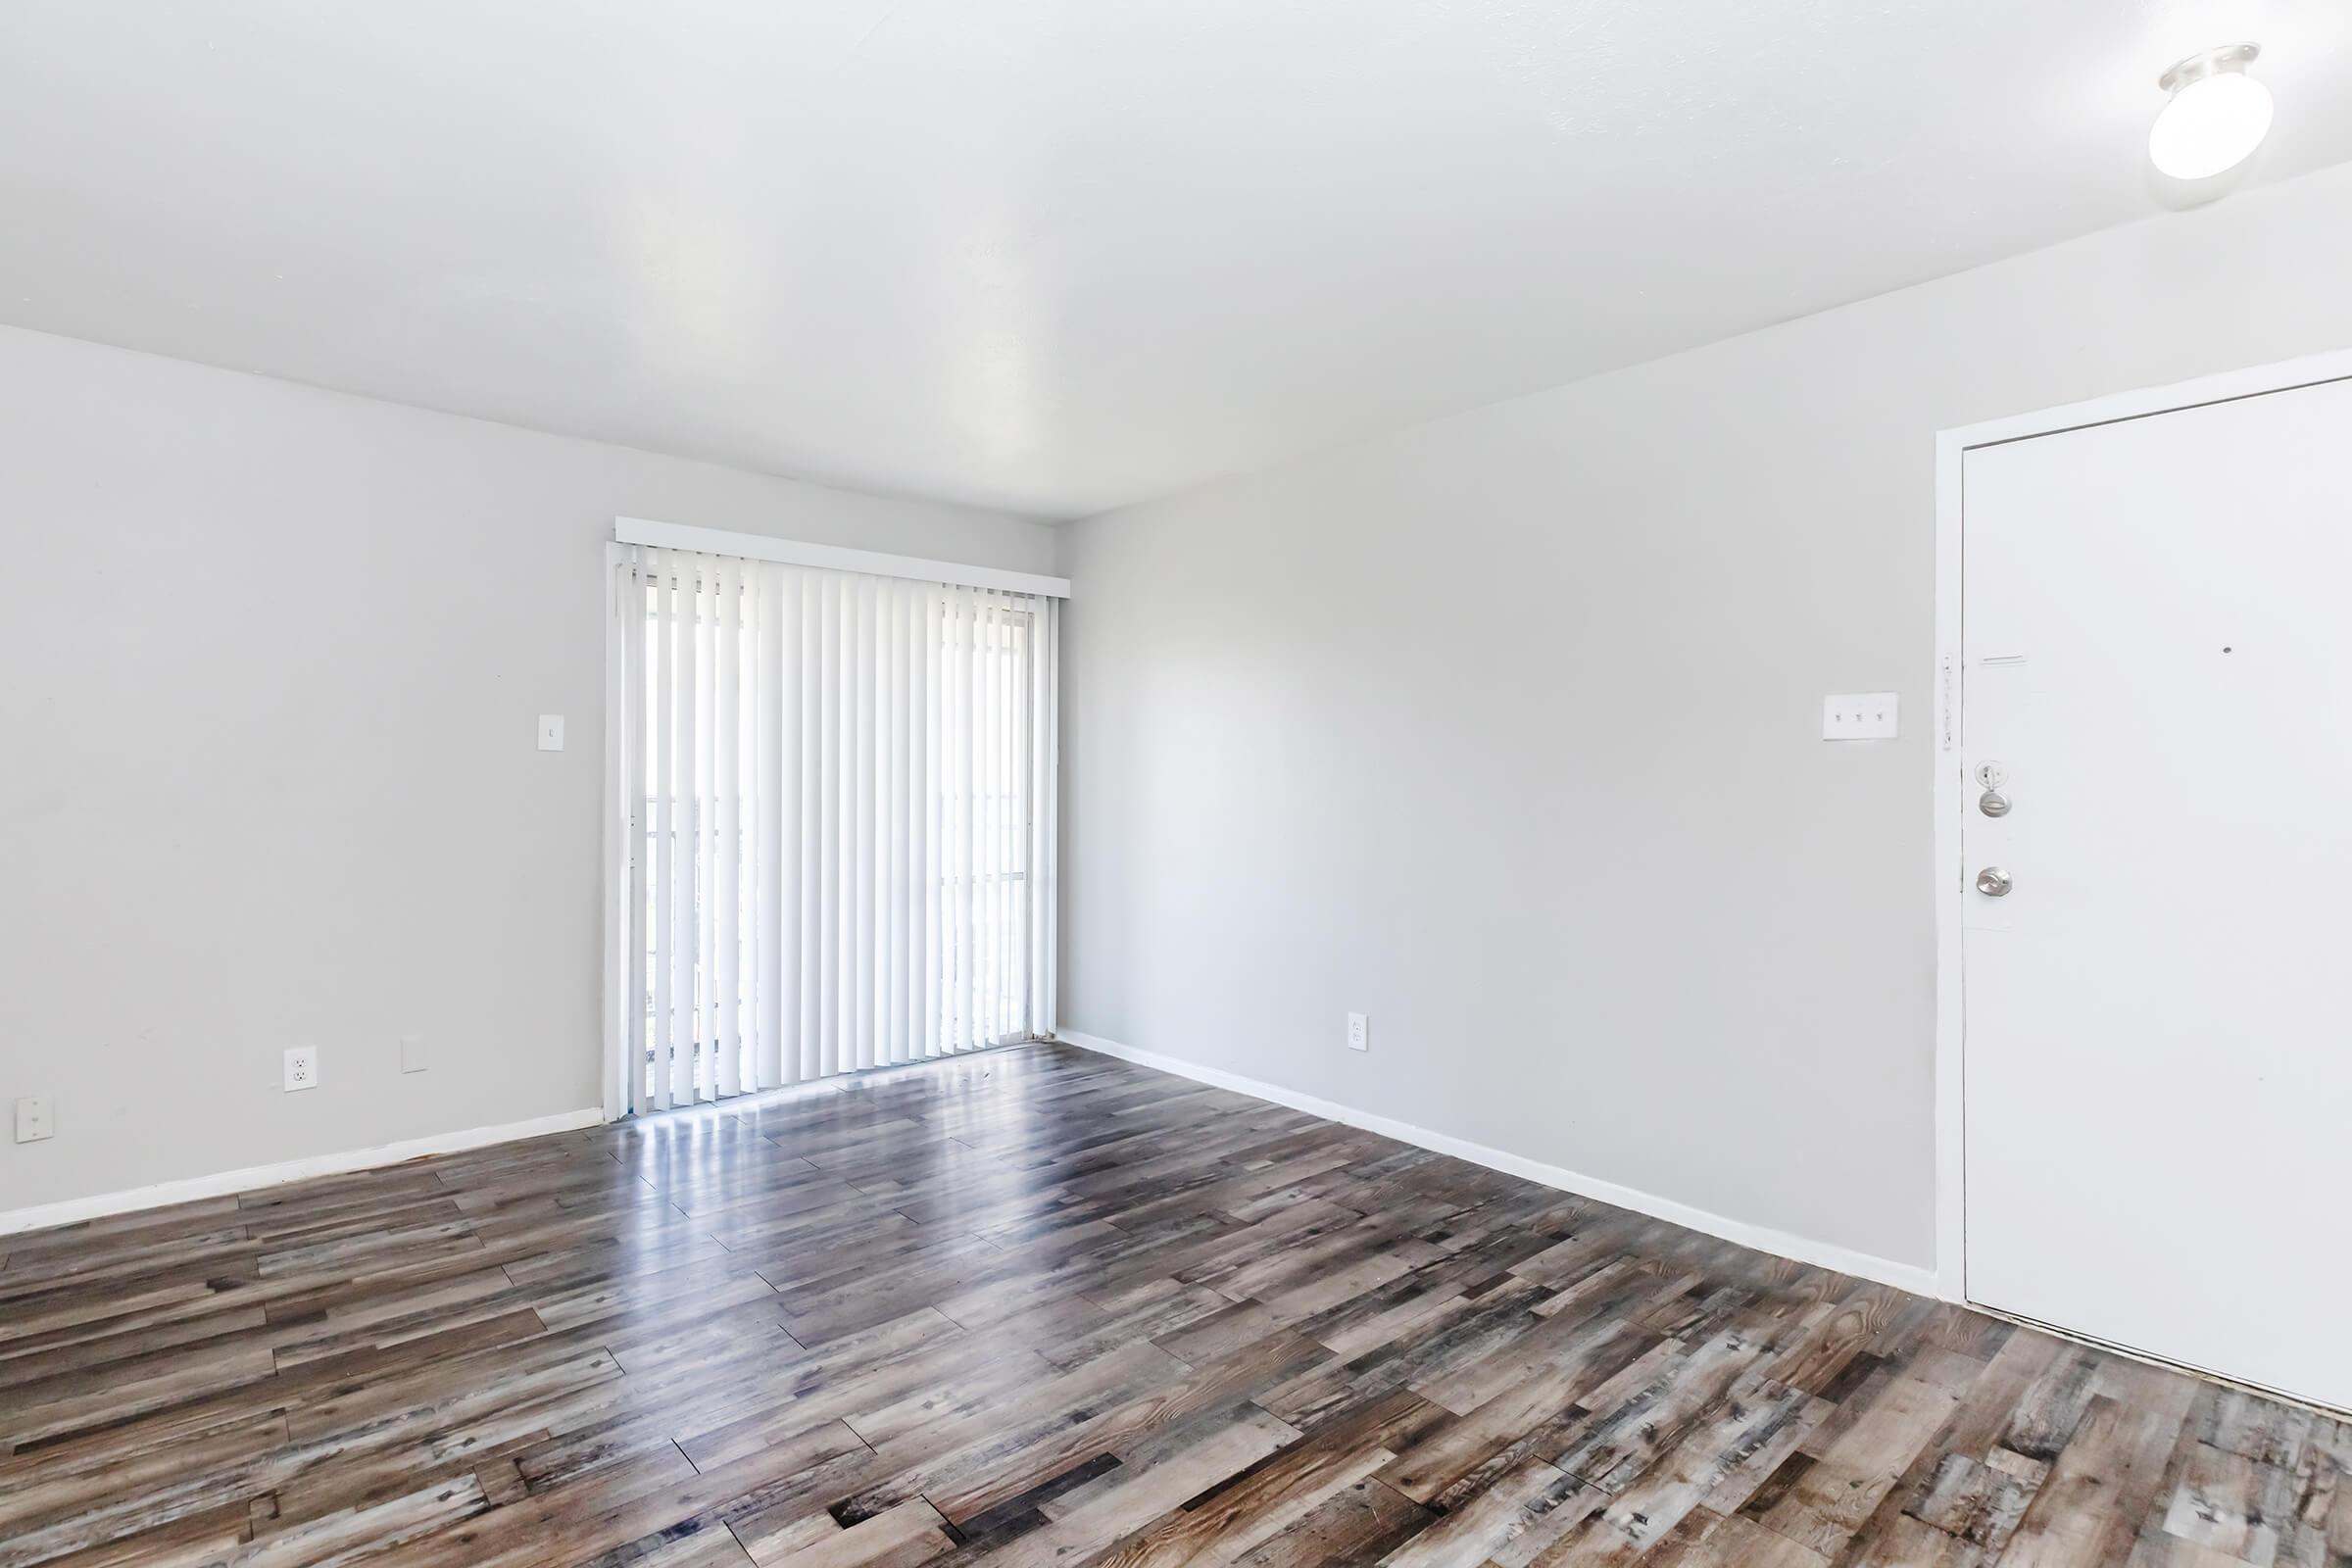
1931, 346, 2352, 1304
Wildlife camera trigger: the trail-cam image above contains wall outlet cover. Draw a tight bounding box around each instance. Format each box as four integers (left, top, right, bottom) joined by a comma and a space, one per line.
1346, 1012, 1369, 1052
284, 1047, 320, 1092
15, 1096, 53, 1143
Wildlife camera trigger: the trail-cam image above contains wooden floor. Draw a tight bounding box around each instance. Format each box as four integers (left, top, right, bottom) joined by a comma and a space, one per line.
2, 1045, 2340, 1567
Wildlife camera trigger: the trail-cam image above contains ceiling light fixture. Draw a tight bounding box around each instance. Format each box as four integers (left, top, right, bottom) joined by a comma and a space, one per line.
2149, 43, 2273, 180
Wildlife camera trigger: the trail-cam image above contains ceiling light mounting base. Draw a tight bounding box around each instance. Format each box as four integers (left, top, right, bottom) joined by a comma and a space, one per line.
2157, 42, 2259, 94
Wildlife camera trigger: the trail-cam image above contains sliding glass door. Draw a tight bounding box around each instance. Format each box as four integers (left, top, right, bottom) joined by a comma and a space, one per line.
604, 545, 1059, 1114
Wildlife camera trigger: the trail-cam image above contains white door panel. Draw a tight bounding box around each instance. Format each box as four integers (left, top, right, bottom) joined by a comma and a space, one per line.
1963, 375, 2352, 1411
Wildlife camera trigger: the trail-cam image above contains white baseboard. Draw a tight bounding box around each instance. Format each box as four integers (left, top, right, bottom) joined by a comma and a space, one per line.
0, 1107, 608, 1239
1054, 1031, 1943, 1299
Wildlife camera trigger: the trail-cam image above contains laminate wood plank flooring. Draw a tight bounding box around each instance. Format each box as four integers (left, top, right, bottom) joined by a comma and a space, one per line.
1, 1043, 2339, 1567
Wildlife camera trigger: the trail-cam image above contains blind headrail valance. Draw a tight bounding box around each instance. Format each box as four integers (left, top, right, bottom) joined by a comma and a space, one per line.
615, 516, 1071, 599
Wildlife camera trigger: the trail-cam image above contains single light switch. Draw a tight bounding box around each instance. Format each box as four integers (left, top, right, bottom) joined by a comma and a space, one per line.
1823, 693, 1899, 740
400, 1034, 428, 1074
537, 714, 565, 751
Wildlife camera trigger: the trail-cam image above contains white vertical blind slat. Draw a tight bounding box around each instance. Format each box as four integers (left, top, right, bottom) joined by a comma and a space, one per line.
958, 594, 978, 1052
1001, 595, 1018, 1045
650, 548, 676, 1114
714, 556, 742, 1099
622, 554, 651, 1114
852, 575, 876, 1073
969, 592, 986, 1047
753, 567, 783, 1092
987, 595, 1000, 1043
796, 571, 820, 1085
672, 557, 700, 1108
818, 575, 842, 1082
881, 584, 905, 1066
1035, 599, 1058, 1037
990, 596, 1008, 1043
693, 562, 716, 1100
1006, 602, 1025, 1044
919, 586, 942, 1060
602, 555, 632, 1118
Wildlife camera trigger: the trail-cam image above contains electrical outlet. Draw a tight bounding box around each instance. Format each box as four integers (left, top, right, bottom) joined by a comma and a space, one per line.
400, 1034, 427, 1073
15, 1096, 53, 1143
1346, 1012, 1369, 1053
1822, 692, 1899, 740
283, 1047, 319, 1092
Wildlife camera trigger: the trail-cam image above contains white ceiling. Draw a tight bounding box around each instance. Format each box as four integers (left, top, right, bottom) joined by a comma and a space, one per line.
3, 2, 2347, 519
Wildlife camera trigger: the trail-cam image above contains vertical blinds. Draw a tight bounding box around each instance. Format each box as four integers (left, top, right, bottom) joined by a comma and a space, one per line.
604, 544, 1059, 1114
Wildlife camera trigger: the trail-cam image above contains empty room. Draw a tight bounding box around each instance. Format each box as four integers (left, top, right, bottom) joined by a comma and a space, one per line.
4, 3, 2350, 1565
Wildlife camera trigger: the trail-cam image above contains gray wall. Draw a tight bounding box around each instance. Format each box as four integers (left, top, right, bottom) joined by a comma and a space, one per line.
1058, 161, 2352, 1272
0, 324, 1056, 1214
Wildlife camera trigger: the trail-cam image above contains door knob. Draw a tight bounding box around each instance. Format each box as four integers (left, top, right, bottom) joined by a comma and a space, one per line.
1975, 867, 2013, 897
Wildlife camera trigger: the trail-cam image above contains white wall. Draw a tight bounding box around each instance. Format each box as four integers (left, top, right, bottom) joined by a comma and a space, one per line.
0, 325, 1056, 1217
1058, 160, 2352, 1276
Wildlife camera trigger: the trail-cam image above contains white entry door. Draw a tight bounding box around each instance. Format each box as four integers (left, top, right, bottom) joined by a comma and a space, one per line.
1962, 373, 2352, 1412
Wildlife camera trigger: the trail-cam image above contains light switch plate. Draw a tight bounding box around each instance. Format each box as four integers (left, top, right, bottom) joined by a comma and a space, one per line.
15, 1096, 53, 1143
1823, 693, 1899, 740
537, 714, 565, 751
400, 1034, 427, 1074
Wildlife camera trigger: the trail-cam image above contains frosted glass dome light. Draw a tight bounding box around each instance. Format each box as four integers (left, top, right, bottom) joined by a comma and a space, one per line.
2149, 45, 2274, 180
